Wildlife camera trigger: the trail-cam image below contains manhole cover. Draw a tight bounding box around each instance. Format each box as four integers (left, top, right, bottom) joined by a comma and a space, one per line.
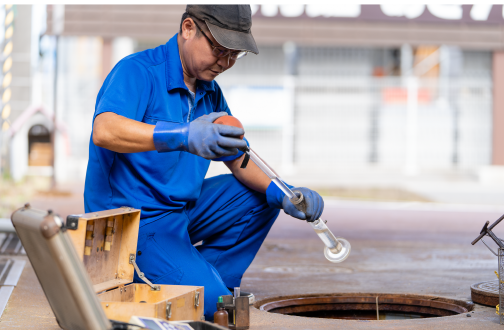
263, 266, 353, 274
471, 280, 498, 307
257, 294, 472, 320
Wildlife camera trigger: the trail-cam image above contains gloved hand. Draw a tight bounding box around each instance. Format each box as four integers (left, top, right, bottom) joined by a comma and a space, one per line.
188, 112, 247, 159
266, 182, 324, 222
153, 112, 247, 159
283, 188, 324, 222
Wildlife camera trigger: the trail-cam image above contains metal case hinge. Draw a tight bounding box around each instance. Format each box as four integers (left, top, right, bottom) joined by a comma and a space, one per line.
129, 254, 160, 291
65, 215, 80, 230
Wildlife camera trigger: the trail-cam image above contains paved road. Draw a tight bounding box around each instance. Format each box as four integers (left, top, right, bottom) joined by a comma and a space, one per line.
3, 194, 503, 329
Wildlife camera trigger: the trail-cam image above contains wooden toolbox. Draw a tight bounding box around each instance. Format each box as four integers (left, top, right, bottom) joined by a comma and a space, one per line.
66, 207, 204, 323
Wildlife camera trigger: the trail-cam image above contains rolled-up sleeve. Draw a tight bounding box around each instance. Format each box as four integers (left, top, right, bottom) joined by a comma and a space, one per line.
94, 59, 152, 122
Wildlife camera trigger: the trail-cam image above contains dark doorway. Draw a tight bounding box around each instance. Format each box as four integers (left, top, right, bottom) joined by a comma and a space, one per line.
28, 125, 51, 166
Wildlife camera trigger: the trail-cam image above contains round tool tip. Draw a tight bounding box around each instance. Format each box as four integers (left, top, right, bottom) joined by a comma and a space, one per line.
324, 238, 351, 263
213, 115, 245, 139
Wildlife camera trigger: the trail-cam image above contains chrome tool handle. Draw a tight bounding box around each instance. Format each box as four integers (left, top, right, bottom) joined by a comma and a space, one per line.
291, 191, 351, 263
311, 219, 351, 263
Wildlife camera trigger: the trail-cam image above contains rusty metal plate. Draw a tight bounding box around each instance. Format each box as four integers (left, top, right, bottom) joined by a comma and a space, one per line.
0, 233, 25, 255
471, 280, 498, 307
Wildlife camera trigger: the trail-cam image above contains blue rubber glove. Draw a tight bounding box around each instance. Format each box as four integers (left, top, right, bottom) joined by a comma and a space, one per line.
153, 112, 247, 159
266, 182, 324, 222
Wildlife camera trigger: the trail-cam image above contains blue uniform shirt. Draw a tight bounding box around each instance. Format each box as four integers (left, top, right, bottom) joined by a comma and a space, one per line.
84, 34, 242, 226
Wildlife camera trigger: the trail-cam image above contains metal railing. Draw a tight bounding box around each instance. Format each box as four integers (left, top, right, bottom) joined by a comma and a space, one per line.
217, 75, 492, 174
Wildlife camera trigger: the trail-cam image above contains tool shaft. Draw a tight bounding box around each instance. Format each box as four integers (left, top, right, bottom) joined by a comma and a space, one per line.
472, 213, 504, 245
489, 214, 504, 231
248, 148, 338, 246
311, 219, 342, 253
248, 149, 296, 199
245, 147, 350, 263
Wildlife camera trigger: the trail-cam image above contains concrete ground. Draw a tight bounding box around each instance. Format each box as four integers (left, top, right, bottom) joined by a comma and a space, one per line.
1, 183, 503, 329
244, 199, 502, 329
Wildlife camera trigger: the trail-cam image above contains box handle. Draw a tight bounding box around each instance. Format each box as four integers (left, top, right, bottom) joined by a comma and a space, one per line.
129, 254, 160, 291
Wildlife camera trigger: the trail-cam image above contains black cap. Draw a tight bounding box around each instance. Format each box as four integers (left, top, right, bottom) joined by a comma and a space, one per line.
186, 5, 259, 55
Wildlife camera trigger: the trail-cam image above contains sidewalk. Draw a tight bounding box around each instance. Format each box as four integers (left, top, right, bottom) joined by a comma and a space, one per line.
207, 161, 504, 206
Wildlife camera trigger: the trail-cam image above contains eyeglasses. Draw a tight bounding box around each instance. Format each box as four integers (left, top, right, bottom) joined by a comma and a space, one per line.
191, 18, 248, 60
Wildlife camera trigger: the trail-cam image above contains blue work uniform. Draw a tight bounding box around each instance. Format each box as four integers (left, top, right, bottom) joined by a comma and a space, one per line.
84, 34, 280, 319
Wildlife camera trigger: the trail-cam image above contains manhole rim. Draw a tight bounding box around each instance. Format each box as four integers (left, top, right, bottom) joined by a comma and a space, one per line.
255, 292, 474, 320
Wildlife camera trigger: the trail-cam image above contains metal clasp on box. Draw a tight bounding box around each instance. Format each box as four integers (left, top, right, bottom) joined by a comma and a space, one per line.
195, 291, 200, 307
166, 301, 172, 319
129, 254, 160, 291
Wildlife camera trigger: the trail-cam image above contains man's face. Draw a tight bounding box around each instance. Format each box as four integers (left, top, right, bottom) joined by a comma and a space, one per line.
180, 18, 236, 81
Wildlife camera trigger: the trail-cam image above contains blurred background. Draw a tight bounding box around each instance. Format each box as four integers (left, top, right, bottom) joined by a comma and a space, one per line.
2, 4, 504, 217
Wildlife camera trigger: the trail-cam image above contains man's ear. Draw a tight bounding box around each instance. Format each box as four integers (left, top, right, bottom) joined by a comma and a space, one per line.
181, 18, 195, 40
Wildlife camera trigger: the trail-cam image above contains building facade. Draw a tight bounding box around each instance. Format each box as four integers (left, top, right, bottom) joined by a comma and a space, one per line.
4, 5, 504, 184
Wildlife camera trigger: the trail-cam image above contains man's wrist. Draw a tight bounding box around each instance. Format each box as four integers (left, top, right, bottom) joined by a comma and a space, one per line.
153, 121, 190, 152
266, 180, 295, 209
212, 137, 250, 162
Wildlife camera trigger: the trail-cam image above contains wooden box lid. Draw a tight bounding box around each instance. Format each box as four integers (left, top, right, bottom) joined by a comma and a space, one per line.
66, 207, 141, 293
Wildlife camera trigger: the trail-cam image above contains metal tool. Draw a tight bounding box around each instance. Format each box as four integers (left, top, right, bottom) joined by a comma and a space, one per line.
240, 147, 351, 263
222, 287, 249, 330
472, 213, 504, 325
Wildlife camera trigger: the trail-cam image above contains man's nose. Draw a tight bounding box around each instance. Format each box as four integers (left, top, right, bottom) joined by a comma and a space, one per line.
217, 54, 232, 69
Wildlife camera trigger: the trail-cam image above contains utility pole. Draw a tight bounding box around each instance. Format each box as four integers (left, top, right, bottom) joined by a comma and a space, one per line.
401, 44, 419, 176
0, 4, 14, 177
282, 41, 298, 175
0, 4, 14, 178
51, 5, 64, 189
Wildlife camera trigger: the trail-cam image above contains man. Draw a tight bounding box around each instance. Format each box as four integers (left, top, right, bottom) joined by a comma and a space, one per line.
85, 5, 324, 319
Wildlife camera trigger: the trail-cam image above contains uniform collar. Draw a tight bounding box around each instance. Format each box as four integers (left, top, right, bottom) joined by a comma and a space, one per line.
165, 34, 215, 93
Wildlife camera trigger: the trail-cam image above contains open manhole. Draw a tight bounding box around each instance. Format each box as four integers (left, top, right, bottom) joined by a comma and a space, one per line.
257, 294, 473, 320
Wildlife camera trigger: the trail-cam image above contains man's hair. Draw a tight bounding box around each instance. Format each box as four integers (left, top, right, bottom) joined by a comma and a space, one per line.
179, 12, 205, 37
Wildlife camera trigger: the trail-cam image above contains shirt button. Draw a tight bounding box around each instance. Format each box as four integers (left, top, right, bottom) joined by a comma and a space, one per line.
200, 92, 203, 95
137, 251, 142, 256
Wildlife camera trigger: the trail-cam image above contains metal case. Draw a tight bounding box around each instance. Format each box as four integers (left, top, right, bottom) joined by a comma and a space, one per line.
11, 204, 112, 330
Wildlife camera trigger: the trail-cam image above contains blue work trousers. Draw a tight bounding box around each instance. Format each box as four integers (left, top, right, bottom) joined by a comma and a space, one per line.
133, 174, 280, 320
